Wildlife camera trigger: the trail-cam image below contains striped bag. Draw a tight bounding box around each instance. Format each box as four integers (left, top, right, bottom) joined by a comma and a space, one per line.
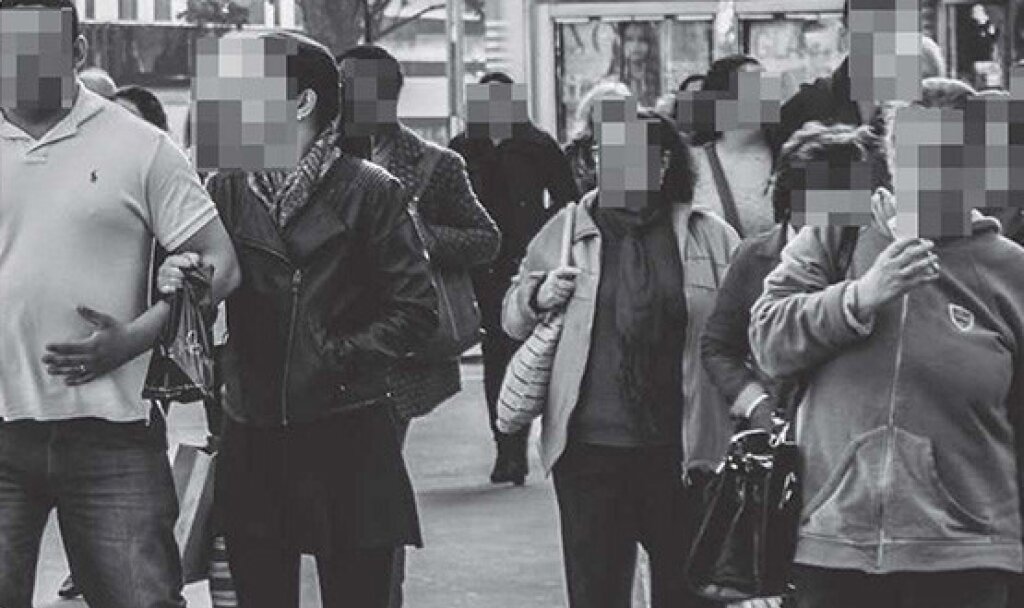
495, 203, 576, 435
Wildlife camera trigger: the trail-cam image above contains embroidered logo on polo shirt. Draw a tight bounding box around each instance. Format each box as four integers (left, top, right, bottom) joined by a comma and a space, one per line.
949, 303, 975, 332
90, 170, 97, 183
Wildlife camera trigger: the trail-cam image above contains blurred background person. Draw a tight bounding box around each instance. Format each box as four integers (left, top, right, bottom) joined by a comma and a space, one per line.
113, 85, 169, 132
450, 72, 578, 487
501, 106, 736, 608
78, 65, 116, 99
688, 55, 779, 238
605, 21, 660, 108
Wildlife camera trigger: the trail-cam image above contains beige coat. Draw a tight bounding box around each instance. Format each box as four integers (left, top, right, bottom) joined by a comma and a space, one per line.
502, 191, 740, 474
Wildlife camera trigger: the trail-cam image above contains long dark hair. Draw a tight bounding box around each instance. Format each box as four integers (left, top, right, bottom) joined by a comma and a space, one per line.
689, 54, 766, 146
643, 108, 695, 217
113, 85, 168, 132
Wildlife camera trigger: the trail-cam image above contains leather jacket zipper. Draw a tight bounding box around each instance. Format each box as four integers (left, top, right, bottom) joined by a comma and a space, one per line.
281, 268, 302, 426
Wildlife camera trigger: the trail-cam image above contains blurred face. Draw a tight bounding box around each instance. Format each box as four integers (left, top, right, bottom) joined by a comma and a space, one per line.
595, 96, 665, 212
787, 157, 878, 229
191, 35, 302, 171
622, 24, 650, 64
675, 64, 783, 132
465, 82, 529, 140
338, 57, 399, 137
0, 7, 77, 112
847, 0, 923, 102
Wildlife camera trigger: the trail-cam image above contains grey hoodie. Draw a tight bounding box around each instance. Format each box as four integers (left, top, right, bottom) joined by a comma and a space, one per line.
749, 216, 1024, 574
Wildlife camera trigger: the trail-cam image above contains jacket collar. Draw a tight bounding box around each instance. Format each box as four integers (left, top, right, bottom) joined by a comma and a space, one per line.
0, 83, 105, 147
376, 123, 426, 168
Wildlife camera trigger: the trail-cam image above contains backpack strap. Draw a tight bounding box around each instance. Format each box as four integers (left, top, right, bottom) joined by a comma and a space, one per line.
704, 142, 745, 239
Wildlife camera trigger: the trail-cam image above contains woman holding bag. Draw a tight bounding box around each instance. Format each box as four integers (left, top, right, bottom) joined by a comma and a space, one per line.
500, 105, 738, 608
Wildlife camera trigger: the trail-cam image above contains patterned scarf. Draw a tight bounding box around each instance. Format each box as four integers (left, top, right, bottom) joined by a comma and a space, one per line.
249, 122, 342, 228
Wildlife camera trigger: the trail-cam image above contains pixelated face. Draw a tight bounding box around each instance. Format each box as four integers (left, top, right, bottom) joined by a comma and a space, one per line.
675, 66, 783, 133
892, 98, 1024, 239
0, 7, 76, 112
191, 35, 299, 171
338, 58, 399, 137
847, 0, 922, 102
465, 82, 529, 140
594, 97, 663, 212
787, 158, 878, 228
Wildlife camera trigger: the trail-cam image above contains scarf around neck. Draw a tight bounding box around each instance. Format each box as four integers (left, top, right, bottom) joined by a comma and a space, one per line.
249, 122, 342, 228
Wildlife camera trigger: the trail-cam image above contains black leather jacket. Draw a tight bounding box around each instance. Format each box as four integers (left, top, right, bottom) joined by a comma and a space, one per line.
207, 157, 438, 427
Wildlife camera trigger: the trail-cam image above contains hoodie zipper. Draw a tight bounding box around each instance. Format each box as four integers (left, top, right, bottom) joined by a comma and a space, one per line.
280, 268, 303, 426
876, 293, 910, 569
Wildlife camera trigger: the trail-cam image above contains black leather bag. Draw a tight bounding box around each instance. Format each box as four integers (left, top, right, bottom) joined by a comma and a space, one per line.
142, 264, 216, 405
685, 226, 860, 601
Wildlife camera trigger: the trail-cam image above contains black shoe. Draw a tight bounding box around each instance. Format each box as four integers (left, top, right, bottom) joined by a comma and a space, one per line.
58, 574, 81, 599
490, 436, 529, 486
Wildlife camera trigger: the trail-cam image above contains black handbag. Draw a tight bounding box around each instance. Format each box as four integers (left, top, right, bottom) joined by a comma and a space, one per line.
406, 147, 482, 359
685, 225, 859, 600
142, 264, 216, 405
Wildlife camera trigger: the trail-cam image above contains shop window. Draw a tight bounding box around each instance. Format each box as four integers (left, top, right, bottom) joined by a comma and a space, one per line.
118, 0, 137, 20
155, 0, 171, 21
948, 2, 1010, 90
745, 16, 845, 102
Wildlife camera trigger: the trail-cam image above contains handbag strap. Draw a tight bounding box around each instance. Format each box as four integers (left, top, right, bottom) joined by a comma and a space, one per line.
406, 146, 443, 252
781, 226, 860, 431
704, 143, 745, 239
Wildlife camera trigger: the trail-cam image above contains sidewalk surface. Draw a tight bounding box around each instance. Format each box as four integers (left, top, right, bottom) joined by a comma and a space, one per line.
31, 362, 597, 608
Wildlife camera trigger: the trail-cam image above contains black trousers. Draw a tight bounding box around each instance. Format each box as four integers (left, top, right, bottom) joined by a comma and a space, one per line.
225, 534, 394, 608
481, 327, 529, 444
552, 443, 716, 608
792, 565, 1010, 608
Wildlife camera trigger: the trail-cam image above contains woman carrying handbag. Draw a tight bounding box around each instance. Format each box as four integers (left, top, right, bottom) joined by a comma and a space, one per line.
499, 103, 739, 608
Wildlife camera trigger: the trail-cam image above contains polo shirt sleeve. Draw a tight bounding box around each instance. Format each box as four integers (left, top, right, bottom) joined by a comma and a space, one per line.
145, 134, 219, 252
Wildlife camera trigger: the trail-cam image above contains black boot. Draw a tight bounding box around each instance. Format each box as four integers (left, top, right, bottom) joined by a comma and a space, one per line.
490, 433, 528, 486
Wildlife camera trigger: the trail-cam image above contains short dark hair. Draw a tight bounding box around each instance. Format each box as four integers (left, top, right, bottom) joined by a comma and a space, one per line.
260, 31, 339, 134
479, 71, 513, 85
335, 44, 404, 96
772, 121, 891, 223
678, 74, 705, 92
0, 0, 79, 41
642, 108, 695, 208
113, 85, 168, 132
690, 54, 762, 146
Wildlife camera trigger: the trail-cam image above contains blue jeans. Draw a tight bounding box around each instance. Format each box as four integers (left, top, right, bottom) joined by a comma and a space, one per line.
0, 416, 184, 608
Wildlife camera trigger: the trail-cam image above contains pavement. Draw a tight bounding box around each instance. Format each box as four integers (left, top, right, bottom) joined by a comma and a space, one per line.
29, 362, 651, 608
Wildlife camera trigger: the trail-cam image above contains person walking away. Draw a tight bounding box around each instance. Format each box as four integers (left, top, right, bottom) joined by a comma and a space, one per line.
160, 31, 437, 608
450, 71, 579, 486
335, 43, 501, 608
0, 2, 241, 607
686, 55, 780, 239
749, 89, 1024, 607
501, 104, 737, 607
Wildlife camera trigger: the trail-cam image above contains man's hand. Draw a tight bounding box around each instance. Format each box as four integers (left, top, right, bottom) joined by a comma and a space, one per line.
157, 252, 202, 295
43, 306, 139, 386
852, 237, 940, 318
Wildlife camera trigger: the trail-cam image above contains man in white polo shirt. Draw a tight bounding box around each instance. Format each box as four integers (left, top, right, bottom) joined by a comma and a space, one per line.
0, 1, 241, 607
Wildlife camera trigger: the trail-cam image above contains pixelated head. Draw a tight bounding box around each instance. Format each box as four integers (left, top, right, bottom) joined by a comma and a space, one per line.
0, 0, 85, 112
595, 97, 694, 214
113, 85, 168, 132
78, 66, 116, 99
680, 55, 782, 144
573, 81, 631, 141
335, 44, 402, 137
773, 122, 891, 227
192, 30, 339, 171
890, 78, 982, 238
846, 0, 923, 102
465, 74, 529, 141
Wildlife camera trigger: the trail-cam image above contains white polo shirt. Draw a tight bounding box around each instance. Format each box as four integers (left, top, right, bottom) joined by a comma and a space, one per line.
0, 86, 218, 422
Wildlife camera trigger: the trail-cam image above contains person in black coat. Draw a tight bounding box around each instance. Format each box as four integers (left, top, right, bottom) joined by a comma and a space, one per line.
450, 72, 579, 486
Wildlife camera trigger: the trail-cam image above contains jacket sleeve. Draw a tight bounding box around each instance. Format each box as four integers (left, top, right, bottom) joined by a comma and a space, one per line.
748, 226, 874, 380
700, 239, 770, 416
318, 177, 439, 368
417, 151, 501, 269
500, 209, 568, 341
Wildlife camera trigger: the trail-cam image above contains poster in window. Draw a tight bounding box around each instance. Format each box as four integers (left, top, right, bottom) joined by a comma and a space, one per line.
954, 3, 1007, 89
666, 20, 712, 97
747, 17, 844, 102
557, 20, 662, 141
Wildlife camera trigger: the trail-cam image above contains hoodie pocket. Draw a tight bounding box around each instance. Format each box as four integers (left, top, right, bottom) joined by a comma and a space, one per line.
802, 428, 991, 543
